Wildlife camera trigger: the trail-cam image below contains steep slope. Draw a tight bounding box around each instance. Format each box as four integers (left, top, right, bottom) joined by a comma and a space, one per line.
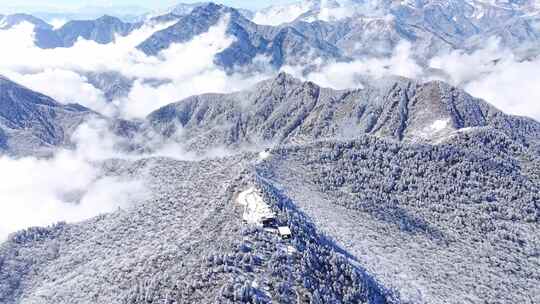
0, 155, 392, 304
256, 132, 540, 303
0, 76, 93, 156
137, 3, 344, 69
0, 14, 147, 49
55, 15, 140, 47
255, 0, 540, 59
0, 14, 64, 49
0, 74, 539, 304
147, 73, 540, 151
0, 14, 52, 30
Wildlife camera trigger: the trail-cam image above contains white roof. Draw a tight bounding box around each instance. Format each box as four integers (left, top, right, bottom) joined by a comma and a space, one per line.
278, 226, 292, 236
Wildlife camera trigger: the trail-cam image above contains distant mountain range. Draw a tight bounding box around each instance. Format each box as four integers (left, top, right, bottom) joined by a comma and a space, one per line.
1, 5, 150, 23
0, 76, 93, 156
0, 13, 145, 48
143, 2, 254, 21
2, 1, 539, 67
137, 3, 344, 69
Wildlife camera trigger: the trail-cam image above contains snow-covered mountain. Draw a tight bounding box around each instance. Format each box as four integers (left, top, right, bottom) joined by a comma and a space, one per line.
0, 76, 93, 156
54, 15, 141, 47
143, 2, 253, 21
1, 2, 539, 304
0, 73, 539, 303
4, 0, 538, 68
137, 3, 344, 69
251, 0, 540, 56
254, 0, 540, 23
0, 13, 52, 30
147, 72, 540, 149
253, 0, 317, 25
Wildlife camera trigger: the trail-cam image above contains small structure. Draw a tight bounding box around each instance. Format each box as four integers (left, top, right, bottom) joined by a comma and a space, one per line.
261, 216, 277, 228
277, 226, 292, 239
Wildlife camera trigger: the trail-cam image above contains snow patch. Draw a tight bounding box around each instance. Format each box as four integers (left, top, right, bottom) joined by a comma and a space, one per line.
458, 127, 476, 133
253, 1, 313, 26
430, 119, 449, 132
236, 187, 274, 225
50, 18, 67, 30
258, 150, 271, 160
412, 118, 453, 141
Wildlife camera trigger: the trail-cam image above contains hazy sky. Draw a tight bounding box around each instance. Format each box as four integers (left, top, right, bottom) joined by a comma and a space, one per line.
0, 0, 298, 11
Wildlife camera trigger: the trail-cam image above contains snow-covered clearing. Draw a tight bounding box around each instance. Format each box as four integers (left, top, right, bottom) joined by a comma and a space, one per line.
258, 150, 271, 161
236, 187, 274, 225
430, 119, 449, 132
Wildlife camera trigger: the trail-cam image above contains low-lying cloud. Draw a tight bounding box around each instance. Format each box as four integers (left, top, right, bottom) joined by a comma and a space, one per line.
429, 38, 540, 120
282, 41, 423, 89
0, 17, 269, 119
0, 114, 254, 240
0, 11, 539, 241
283, 38, 540, 121
0, 119, 150, 241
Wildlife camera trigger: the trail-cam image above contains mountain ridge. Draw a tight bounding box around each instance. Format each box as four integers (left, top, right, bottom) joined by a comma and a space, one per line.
146, 72, 540, 151
0, 75, 94, 156
137, 3, 345, 69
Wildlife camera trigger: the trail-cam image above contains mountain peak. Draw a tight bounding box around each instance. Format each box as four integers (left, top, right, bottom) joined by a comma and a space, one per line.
273, 72, 302, 85
189, 2, 240, 18
0, 76, 92, 156
95, 15, 123, 23
146, 73, 538, 150
0, 13, 52, 30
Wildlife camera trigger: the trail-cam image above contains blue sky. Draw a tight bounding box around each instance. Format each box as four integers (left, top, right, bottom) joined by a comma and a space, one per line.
0, 0, 298, 12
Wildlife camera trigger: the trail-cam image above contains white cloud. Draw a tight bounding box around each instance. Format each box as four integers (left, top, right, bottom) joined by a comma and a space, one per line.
282, 41, 423, 89
0, 119, 150, 241
4, 68, 112, 115
429, 39, 540, 120
112, 17, 270, 118
0, 21, 170, 117
0, 17, 270, 119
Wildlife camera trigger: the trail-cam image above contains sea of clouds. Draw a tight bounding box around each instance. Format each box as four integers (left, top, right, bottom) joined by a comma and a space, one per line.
0, 12, 539, 240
